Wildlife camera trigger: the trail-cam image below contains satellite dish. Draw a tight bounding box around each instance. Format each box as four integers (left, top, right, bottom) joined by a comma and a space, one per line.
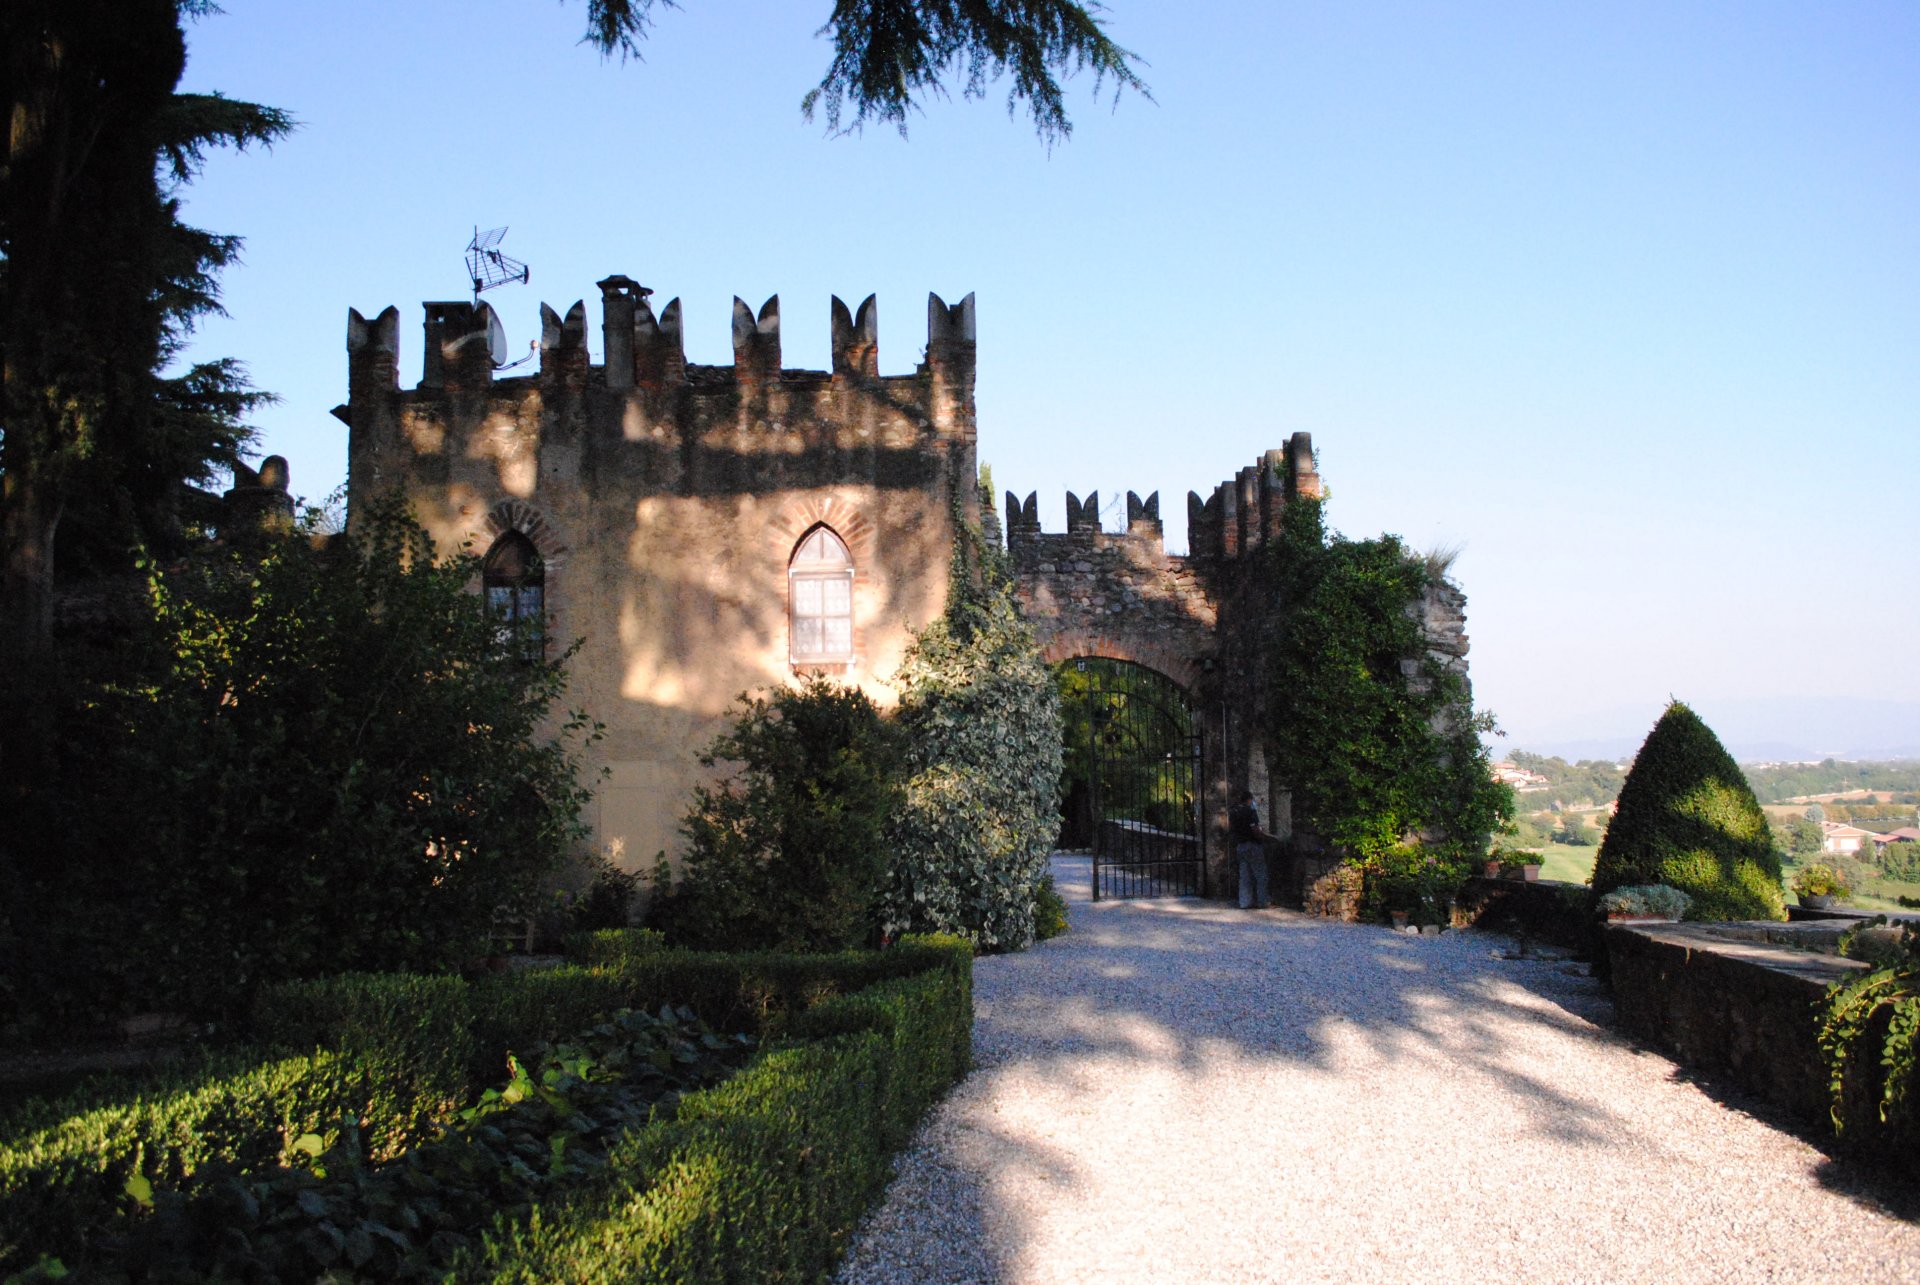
485, 306, 510, 367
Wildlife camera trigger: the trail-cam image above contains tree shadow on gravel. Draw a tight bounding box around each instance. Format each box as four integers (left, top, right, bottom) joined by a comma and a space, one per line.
837, 855, 1918, 1283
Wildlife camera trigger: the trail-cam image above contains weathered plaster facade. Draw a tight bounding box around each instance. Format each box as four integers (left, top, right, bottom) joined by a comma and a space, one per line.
344, 282, 978, 871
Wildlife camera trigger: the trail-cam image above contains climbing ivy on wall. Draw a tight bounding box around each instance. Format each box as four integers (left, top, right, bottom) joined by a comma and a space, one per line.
1260, 497, 1511, 859
878, 485, 1065, 951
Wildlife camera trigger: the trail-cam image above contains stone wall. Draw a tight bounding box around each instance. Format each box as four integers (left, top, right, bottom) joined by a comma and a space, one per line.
1608, 923, 1861, 1125
1006, 489, 1217, 689
344, 284, 977, 874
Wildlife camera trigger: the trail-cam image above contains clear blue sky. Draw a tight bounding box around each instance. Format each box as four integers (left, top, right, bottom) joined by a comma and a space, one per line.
174, 1, 1920, 754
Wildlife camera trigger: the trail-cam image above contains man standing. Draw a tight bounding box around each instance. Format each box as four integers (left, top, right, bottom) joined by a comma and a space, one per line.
1229, 789, 1274, 909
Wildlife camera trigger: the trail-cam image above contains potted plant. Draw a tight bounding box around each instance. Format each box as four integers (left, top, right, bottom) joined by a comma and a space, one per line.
1791, 862, 1851, 910
1501, 854, 1542, 883
1600, 884, 1692, 923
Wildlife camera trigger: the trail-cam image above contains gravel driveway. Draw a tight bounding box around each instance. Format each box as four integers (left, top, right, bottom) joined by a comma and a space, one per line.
836, 855, 1920, 1284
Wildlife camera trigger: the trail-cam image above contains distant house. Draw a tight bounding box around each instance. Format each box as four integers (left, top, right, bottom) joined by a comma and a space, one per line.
1870, 826, 1920, 848
1821, 822, 1877, 855
1493, 763, 1550, 789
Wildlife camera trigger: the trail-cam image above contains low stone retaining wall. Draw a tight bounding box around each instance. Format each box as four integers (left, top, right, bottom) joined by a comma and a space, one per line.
1455, 876, 1592, 952
1607, 923, 1866, 1126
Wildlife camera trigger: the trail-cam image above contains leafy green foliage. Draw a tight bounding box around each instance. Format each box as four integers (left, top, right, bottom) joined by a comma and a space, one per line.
1791, 863, 1852, 899
250, 972, 476, 1156
651, 678, 901, 952
0, 501, 598, 1030
1358, 844, 1469, 927
1592, 702, 1786, 921
1262, 497, 1512, 859
1599, 884, 1693, 919
452, 936, 973, 1284
1881, 843, 1920, 884
1506, 751, 1627, 808
54, 1007, 753, 1282
879, 493, 1064, 951
1555, 815, 1599, 847
1776, 814, 1825, 858
1032, 874, 1071, 941
565, 927, 669, 968
0, 1048, 433, 1277
1818, 920, 1919, 1166
1743, 759, 1920, 804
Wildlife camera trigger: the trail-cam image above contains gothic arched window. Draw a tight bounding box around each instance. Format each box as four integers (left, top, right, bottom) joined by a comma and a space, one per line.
483, 530, 544, 658
789, 525, 854, 665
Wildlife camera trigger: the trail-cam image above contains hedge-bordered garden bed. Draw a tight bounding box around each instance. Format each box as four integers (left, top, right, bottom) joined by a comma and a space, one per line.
1, 933, 972, 1283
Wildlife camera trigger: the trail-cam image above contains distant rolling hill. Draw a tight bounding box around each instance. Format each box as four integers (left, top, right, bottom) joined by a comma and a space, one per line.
1505, 696, 1920, 765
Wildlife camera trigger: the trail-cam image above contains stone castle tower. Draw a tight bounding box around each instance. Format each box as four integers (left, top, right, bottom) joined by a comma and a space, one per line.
343, 280, 978, 869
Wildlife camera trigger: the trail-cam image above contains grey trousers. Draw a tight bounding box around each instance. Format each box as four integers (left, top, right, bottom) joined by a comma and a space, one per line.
1237, 842, 1269, 909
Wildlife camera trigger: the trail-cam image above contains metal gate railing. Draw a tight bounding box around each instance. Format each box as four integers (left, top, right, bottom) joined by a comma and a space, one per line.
1074, 659, 1206, 901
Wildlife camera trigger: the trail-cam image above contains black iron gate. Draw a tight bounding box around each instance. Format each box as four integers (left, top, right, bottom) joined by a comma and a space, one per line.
1064, 658, 1206, 900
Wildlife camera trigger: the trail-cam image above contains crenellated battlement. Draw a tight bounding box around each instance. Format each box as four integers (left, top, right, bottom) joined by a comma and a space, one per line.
346, 281, 976, 400
1003, 432, 1321, 564
344, 280, 981, 530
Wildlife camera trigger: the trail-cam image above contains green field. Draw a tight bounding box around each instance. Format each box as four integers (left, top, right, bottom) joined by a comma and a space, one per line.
1532, 844, 1597, 884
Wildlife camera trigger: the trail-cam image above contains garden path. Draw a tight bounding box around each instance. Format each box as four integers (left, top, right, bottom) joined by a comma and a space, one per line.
835, 854, 1920, 1284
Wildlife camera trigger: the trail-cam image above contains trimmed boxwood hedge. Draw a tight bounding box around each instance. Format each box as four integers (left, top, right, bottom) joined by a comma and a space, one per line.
0, 934, 974, 1283
0, 1048, 405, 1275
453, 935, 973, 1283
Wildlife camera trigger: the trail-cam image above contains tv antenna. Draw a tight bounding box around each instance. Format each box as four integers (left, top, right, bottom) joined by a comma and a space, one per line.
465, 226, 530, 301
463, 227, 536, 372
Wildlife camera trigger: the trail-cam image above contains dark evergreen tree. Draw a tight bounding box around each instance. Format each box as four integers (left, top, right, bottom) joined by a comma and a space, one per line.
1, 1, 289, 639
579, 0, 1146, 141
1593, 701, 1786, 920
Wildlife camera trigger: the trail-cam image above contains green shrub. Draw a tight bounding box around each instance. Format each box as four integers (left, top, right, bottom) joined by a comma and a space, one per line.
1359, 844, 1469, 926
1598, 884, 1693, 920
0, 938, 974, 1282
1033, 875, 1070, 941
28, 1008, 753, 1283
455, 935, 972, 1283
0, 1048, 404, 1275
469, 967, 648, 1083
880, 496, 1064, 952
650, 677, 901, 952
1591, 702, 1785, 921
566, 926, 669, 967
1880, 842, 1920, 883
0, 501, 599, 1030
251, 970, 476, 1149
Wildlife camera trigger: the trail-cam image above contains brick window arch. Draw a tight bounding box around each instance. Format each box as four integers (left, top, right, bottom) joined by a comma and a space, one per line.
483, 529, 544, 659
789, 524, 854, 665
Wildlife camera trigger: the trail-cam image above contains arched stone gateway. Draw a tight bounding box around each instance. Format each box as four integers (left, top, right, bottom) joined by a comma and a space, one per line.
1056, 657, 1206, 899
1008, 437, 1471, 903
1007, 446, 1317, 897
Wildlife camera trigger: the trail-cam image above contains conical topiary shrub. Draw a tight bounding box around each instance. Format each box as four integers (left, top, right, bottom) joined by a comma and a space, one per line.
1592, 701, 1786, 921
